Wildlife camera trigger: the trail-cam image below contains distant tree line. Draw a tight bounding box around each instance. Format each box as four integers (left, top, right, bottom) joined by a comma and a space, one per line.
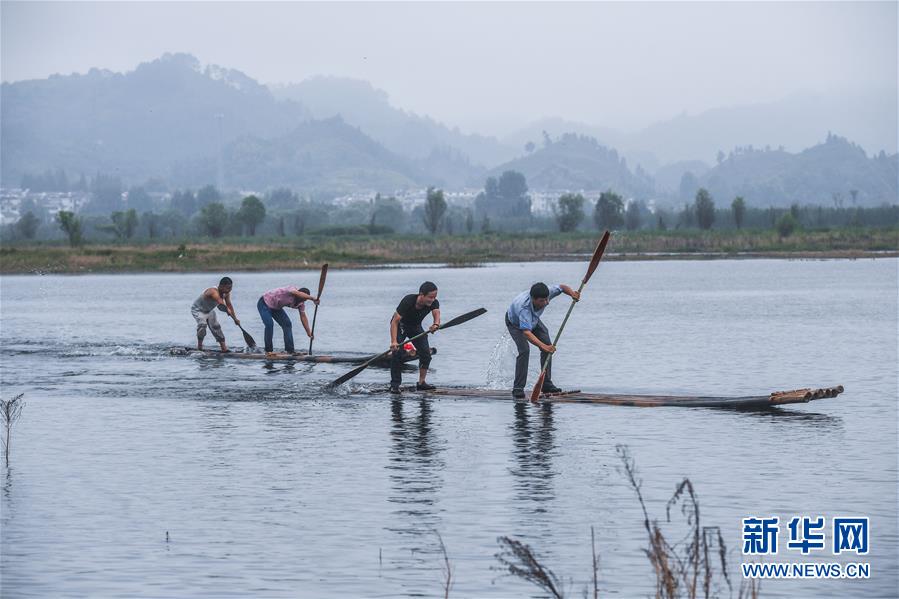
20, 169, 88, 193
3, 170, 897, 246
474, 171, 531, 221
585, 187, 897, 237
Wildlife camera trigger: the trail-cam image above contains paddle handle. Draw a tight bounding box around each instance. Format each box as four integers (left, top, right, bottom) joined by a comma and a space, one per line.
308, 304, 319, 354
308, 263, 329, 355
390, 325, 432, 352
538, 281, 586, 375
328, 308, 486, 388
536, 232, 608, 375
346, 327, 432, 377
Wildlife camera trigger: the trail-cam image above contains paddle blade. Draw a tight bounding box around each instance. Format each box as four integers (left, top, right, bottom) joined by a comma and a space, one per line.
317, 263, 329, 297
582, 230, 611, 285
328, 351, 389, 388
530, 369, 547, 403
329, 362, 370, 388
438, 307, 487, 330
241, 327, 257, 349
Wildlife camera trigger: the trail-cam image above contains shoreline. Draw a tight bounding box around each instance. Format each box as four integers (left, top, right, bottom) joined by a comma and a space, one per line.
2, 229, 896, 274
1, 245, 896, 275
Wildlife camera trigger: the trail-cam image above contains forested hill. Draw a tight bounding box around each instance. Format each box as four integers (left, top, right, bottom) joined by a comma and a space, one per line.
1, 53, 309, 184
272, 77, 514, 168
489, 134, 656, 199
680, 134, 898, 207
3, 54, 895, 205
170, 117, 431, 191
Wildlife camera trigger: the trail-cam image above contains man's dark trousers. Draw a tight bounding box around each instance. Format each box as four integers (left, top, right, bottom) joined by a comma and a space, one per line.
505, 314, 553, 392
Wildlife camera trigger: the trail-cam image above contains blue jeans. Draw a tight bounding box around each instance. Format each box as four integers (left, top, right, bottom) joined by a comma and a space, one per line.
257, 297, 294, 353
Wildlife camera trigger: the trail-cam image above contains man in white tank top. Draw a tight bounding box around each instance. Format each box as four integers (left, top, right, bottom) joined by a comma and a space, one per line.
191, 276, 240, 352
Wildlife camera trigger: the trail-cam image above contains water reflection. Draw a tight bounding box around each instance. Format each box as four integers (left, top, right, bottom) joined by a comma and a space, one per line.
387, 398, 445, 533
3, 467, 12, 500
0, 468, 14, 585
384, 398, 447, 593
733, 407, 843, 430
510, 401, 558, 512
194, 357, 229, 373
262, 361, 297, 375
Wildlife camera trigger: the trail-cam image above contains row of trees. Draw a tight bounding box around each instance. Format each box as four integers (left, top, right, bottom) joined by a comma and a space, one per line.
20, 169, 87, 193
12, 192, 897, 248
43, 196, 267, 246
553, 188, 897, 234
473, 171, 531, 220
8, 169, 897, 245
30, 187, 482, 245
16, 170, 229, 217
186, 196, 267, 238
585, 189, 722, 232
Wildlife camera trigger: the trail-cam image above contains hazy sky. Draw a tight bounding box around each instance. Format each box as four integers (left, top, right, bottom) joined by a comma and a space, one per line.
2, 1, 896, 135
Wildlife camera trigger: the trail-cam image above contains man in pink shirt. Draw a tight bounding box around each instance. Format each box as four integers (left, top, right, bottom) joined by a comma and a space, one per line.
256, 286, 319, 356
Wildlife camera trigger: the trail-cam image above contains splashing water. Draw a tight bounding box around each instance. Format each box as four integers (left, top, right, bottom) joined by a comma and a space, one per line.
485, 332, 516, 389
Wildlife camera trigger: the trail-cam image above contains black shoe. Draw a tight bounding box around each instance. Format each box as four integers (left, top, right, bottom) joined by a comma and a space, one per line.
416, 382, 436, 391
389, 385, 401, 395
512, 389, 525, 399
542, 383, 563, 394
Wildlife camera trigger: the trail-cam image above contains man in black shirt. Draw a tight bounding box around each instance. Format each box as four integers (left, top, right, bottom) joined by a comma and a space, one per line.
389, 281, 441, 393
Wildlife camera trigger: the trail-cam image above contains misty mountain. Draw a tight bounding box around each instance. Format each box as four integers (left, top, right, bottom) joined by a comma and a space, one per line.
171, 117, 430, 192
502, 117, 623, 158
501, 117, 665, 174
488, 131, 897, 207
490, 133, 655, 198
414, 146, 487, 189
686, 134, 898, 207
628, 89, 897, 165
271, 77, 515, 168
653, 160, 710, 194
505, 89, 896, 171
3, 54, 895, 205
1, 53, 310, 185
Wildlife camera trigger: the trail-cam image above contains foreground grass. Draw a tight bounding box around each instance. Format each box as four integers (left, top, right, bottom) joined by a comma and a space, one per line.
1, 228, 896, 273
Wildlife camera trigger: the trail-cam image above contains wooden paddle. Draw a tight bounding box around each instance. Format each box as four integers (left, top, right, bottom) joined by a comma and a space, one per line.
308, 263, 329, 354
327, 307, 487, 388
232, 317, 257, 349
530, 230, 611, 402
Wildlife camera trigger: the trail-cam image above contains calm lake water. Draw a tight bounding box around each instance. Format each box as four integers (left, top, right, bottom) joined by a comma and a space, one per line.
1, 259, 896, 598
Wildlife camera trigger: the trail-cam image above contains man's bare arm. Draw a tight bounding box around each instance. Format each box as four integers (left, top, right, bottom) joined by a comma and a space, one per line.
524, 329, 555, 353
223, 292, 239, 323
429, 308, 441, 332
291, 290, 320, 305
559, 284, 580, 302
390, 313, 401, 351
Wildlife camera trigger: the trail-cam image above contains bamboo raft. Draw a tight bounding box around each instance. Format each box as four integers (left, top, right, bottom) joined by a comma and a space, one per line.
388, 385, 844, 409
169, 346, 432, 367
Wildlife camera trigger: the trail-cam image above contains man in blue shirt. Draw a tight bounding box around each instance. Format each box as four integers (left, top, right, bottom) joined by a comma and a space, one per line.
505, 282, 580, 398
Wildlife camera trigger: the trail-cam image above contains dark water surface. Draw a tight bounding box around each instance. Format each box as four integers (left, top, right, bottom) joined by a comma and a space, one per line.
1, 259, 896, 598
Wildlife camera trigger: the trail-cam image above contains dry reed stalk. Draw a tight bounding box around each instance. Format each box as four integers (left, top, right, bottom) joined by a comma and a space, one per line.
1, 393, 25, 466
